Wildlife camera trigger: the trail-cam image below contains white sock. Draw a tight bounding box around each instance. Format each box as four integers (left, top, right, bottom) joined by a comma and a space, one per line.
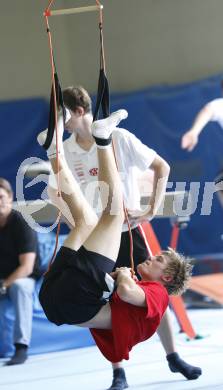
37, 111, 64, 158
92, 109, 128, 139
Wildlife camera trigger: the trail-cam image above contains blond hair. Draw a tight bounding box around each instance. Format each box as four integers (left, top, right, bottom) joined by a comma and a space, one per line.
162, 247, 193, 295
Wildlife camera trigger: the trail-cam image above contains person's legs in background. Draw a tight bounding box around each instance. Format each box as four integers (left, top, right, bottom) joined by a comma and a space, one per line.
6, 277, 35, 365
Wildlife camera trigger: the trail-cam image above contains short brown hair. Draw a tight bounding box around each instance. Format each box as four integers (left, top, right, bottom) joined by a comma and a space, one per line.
62, 86, 92, 114
0, 178, 13, 196
162, 247, 193, 295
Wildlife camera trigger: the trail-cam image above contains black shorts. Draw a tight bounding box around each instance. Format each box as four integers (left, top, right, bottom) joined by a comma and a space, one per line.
115, 226, 149, 273
39, 246, 114, 326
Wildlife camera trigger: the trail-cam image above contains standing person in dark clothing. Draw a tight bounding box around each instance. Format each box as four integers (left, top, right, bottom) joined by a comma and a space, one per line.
0, 178, 39, 365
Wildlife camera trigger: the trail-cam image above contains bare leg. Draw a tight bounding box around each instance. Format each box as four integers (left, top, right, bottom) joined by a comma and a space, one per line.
47, 184, 75, 228
156, 308, 176, 354
37, 120, 98, 251
37, 109, 126, 257
84, 142, 124, 261
51, 155, 99, 250
158, 309, 202, 380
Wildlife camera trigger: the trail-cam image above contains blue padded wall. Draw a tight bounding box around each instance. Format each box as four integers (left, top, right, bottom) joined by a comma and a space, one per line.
1, 75, 223, 255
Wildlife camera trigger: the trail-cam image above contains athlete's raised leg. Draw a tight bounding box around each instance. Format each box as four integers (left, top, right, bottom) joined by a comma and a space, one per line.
83, 110, 128, 261
37, 111, 98, 251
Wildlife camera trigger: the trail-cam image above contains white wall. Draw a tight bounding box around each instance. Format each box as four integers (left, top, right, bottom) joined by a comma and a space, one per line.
1, 0, 223, 101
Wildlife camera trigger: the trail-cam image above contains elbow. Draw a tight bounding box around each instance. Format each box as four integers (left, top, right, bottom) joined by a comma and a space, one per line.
203, 104, 214, 118
25, 269, 33, 278
117, 284, 131, 302
162, 160, 170, 177
156, 161, 170, 181
154, 157, 170, 178
27, 267, 34, 276
23, 264, 34, 277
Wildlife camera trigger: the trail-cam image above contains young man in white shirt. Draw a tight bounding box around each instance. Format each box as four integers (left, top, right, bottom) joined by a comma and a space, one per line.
49, 86, 201, 389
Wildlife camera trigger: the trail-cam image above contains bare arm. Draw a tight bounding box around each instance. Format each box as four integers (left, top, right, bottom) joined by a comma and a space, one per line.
113, 267, 146, 307
128, 155, 170, 223
181, 104, 214, 151
146, 155, 170, 218
3, 253, 36, 288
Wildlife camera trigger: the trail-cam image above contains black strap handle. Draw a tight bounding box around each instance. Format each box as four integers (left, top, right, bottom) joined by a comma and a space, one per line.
43, 72, 66, 150
93, 24, 110, 121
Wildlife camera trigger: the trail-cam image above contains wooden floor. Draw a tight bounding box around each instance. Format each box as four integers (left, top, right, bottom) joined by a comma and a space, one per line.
0, 308, 223, 390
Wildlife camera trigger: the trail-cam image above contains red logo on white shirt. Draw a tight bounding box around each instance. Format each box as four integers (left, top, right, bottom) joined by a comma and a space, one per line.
89, 168, 98, 176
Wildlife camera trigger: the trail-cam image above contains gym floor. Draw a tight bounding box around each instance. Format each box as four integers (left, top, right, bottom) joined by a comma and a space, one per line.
0, 308, 222, 390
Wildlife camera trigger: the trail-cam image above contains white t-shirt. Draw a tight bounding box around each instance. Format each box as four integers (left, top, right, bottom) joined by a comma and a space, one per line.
208, 98, 223, 128
63, 128, 156, 230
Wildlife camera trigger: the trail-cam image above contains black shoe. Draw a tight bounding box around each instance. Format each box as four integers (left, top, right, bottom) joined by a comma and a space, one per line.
167, 352, 202, 380
5, 344, 28, 366
107, 368, 129, 390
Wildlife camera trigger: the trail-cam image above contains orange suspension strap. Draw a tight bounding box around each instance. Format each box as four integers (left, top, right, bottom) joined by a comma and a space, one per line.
43, 1, 135, 275
42, 0, 105, 270
43, 0, 66, 271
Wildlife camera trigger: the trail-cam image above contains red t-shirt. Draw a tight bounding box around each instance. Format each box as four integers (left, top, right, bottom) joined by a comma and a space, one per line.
90, 281, 169, 363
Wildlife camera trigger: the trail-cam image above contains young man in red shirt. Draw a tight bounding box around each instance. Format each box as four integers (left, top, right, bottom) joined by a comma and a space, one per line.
61, 86, 202, 388
38, 109, 193, 388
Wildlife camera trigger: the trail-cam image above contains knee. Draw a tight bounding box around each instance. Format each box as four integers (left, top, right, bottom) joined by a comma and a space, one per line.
101, 209, 125, 226
110, 205, 125, 224
10, 279, 25, 291
9, 281, 23, 300
76, 211, 98, 231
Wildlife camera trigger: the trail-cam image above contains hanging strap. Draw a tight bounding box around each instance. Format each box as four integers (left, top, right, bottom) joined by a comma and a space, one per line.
93, 68, 110, 120
93, 21, 110, 120
43, 71, 66, 150
43, 1, 63, 272
43, 0, 135, 276
93, 2, 134, 275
